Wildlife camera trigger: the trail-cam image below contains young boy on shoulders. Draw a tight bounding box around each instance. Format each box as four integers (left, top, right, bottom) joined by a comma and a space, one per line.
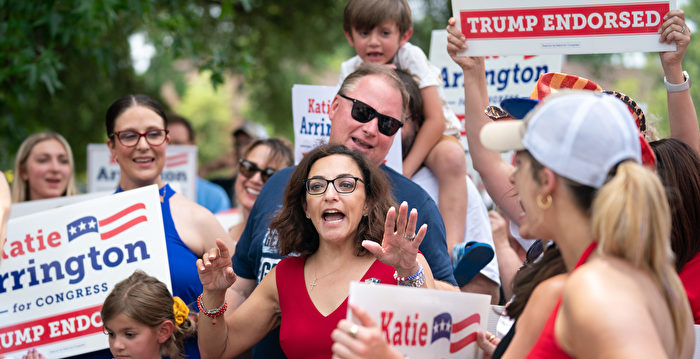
338, 0, 468, 257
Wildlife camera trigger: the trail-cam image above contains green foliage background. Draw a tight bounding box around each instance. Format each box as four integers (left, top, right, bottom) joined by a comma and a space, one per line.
1, 0, 349, 176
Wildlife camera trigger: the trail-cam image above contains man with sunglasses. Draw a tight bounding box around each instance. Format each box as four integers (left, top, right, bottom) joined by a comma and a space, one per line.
225, 64, 456, 358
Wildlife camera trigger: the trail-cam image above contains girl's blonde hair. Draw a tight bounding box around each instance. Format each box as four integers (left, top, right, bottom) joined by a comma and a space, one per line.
101, 271, 196, 358
11, 132, 77, 202
592, 160, 691, 354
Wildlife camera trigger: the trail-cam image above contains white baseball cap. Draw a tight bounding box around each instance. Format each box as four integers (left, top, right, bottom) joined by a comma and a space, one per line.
480, 90, 641, 188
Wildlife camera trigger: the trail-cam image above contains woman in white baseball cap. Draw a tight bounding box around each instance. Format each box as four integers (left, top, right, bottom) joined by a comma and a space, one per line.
479, 90, 694, 358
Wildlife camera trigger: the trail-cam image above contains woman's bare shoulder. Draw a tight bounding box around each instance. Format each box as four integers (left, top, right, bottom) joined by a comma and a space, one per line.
169, 193, 230, 254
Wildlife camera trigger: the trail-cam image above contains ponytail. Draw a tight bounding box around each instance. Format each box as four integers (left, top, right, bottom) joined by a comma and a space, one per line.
592, 160, 690, 353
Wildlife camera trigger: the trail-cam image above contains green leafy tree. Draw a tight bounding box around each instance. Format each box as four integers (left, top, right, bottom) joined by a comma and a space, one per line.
1, 0, 349, 176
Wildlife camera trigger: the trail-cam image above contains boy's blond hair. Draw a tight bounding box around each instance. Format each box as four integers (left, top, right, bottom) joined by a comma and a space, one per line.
343, 0, 412, 36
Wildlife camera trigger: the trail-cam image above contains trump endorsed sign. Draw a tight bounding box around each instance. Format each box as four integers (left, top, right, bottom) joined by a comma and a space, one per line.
292, 85, 403, 174
0, 185, 170, 357
348, 282, 490, 358
87, 144, 197, 200
452, 0, 676, 56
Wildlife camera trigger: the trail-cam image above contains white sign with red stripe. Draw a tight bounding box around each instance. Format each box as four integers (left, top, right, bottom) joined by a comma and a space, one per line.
292, 85, 404, 174
452, 0, 676, 56
348, 282, 490, 358
87, 144, 197, 200
0, 185, 170, 357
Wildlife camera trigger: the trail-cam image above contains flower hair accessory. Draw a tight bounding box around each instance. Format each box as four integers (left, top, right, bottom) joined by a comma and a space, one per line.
172, 296, 189, 326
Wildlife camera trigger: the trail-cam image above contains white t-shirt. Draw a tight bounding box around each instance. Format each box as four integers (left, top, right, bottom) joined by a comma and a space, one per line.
411, 167, 501, 285
338, 42, 462, 136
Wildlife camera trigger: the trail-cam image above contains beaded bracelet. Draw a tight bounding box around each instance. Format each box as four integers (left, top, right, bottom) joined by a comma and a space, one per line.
394, 264, 426, 287
197, 293, 227, 325
394, 263, 423, 282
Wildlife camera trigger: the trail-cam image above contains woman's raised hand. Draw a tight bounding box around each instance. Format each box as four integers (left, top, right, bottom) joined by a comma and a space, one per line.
363, 201, 426, 275
196, 238, 237, 295
446, 17, 485, 73
658, 9, 690, 69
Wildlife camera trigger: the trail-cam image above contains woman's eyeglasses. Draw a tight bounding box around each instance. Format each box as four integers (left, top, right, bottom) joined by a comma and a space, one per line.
338, 94, 403, 136
111, 129, 169, 147
304, 176, 364, 195
239, 159, 277, 183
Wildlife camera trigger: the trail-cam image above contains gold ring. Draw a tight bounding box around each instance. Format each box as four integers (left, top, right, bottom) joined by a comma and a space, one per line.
487, 333, 496, 342
348, 324, 359, 338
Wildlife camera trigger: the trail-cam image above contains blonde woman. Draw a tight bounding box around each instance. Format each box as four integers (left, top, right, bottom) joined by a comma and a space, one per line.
12, 131, 77, 202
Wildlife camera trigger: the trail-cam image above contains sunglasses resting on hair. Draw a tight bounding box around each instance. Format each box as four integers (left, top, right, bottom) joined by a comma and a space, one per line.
339, 94, 403, 136
239, 159, 277, 183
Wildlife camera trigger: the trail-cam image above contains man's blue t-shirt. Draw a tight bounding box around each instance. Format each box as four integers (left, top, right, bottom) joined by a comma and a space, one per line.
233, 164, 455, 358
196, 177, 231, 213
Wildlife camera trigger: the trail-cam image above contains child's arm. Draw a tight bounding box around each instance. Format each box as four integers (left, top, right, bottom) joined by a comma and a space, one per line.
402, 85, 446, 178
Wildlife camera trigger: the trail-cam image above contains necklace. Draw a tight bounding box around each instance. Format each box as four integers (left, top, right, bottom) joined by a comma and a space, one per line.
309, 265, 343, 291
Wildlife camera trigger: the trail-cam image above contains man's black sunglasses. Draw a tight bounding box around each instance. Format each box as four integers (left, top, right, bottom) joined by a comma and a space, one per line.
339, 94, 403, 136
238, 159, 277, 183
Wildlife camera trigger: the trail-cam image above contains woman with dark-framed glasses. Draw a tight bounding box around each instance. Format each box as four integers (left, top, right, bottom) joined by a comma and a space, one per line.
228, 138, 293, 244
196, 144, 435, 358
92, 94, 231, 359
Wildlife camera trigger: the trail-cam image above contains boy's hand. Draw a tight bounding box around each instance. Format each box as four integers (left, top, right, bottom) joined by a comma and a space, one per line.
446, 17, 485, 73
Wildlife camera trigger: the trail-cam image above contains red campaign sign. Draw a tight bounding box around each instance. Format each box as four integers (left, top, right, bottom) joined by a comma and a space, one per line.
0, 305, 103, 354
459, 3, 669, 39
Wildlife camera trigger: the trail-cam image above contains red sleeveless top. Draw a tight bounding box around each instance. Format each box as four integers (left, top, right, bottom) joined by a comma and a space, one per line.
276, 256, 397, 359
526, 241, 598, 359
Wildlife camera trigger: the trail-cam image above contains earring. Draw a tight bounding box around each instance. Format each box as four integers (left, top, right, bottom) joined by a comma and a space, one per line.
536, 194, 552, 210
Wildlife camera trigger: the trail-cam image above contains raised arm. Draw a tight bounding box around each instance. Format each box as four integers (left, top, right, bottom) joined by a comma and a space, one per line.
197, 240, 281, 358
446, 18, 522, 223
659, 9, 700, 153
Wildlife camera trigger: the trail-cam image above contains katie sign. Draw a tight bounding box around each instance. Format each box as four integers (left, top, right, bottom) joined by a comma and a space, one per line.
451, 0, 676, 56
0, 185, 170, 357
348, 282, 490, 358
87, 144, 197, 200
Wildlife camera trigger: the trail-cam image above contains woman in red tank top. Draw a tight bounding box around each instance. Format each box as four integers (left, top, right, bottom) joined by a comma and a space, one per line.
195, 144, 436, 358
476, 91, 695, 359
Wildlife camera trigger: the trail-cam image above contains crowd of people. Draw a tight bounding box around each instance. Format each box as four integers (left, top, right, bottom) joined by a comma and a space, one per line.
2, 0, 699, 358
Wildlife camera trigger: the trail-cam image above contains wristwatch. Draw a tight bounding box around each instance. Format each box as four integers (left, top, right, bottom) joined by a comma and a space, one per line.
664, 71, 691, 93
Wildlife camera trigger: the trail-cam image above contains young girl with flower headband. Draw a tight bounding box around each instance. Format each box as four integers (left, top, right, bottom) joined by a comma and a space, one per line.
101, 271, 196, 359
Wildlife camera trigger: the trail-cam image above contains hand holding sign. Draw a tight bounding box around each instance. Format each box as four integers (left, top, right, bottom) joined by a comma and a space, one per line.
362, 202, 426, 278
197, 239, 236, 299
658, 10, 690, 69
331, 304, 404, 359
475, 330, 500, 359
446, 18, 486, 75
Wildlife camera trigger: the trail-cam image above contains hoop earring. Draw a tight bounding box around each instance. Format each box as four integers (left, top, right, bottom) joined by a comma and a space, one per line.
536, 194, 552, 210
